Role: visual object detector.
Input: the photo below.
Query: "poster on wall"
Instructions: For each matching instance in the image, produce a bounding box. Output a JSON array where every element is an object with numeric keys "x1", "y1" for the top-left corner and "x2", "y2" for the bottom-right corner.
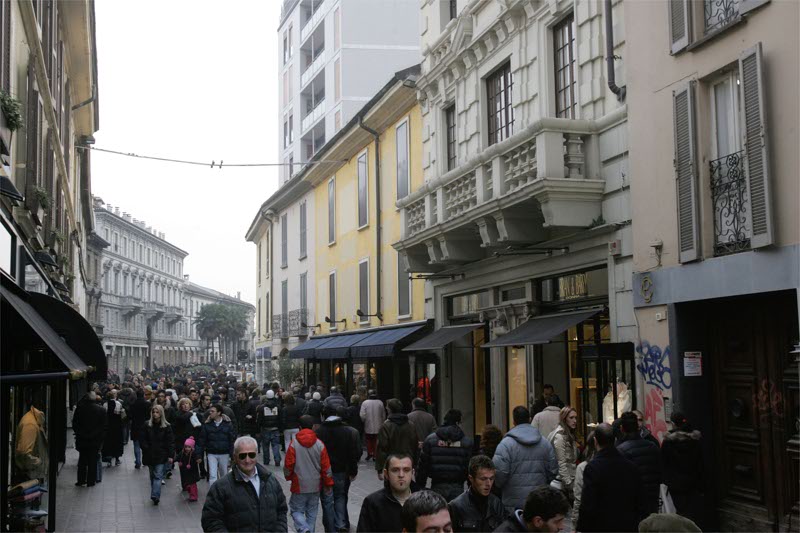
[{"x1": 683, "y1": 351, "x2": 702, "y2": 377}]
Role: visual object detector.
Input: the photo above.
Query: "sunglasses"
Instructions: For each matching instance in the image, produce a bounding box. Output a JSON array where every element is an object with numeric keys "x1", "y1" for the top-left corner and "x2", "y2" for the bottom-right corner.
[{"x1": 237, "y1": 452, "x2": 257, "y2": 460}]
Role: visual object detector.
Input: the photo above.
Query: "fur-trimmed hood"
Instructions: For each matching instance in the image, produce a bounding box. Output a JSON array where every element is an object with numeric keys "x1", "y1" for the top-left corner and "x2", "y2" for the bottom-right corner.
[
  {"x1": 204, "y1": 413, "x2": 232, "y2": 424},
  {"x1": 663, "y1": 429, "x2": 701, "y2": 442}
]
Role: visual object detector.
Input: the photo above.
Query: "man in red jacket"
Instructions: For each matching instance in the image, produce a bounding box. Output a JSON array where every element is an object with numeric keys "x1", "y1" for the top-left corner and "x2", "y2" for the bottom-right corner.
[{"x1": 285, "y1": 415, "x2": 333, "y2": 533}]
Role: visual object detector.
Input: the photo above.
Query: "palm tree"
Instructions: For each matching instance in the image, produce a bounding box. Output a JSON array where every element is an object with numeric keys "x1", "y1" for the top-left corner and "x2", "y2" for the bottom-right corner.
[
  {"x1": 195, "y1": 304, "x2": 249, "y2": 364},
  {"x1": 194, "y1": 304, "x2": 225, "y2": 363}
]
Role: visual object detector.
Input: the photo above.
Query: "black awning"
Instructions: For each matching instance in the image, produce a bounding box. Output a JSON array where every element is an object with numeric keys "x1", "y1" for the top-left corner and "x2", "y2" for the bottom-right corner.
[
  {"x1": 314, "y1": 331, "x2": 376, "y2": 360},
  {"x1": 1, "y1": 280, "x2": 90, "y2": 377},
  {"x1": 350, "y1": 324, "x2": 427, "y2": 359},
  {"x1": 403, "y1": 324, "x2": 484, "y2": 351},
  {"x1": 289, "y1": 336, "x2": 333, "y2": 359},
  {"x1": 27, "y1": 292, "x2": 108, "y2": 381},
  {"x1": 482, "y1": 309, "x2": 601, "y2": 348}
]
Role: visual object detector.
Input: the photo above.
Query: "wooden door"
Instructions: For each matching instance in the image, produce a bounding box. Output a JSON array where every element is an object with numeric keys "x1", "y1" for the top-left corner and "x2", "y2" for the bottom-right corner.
[{"x1": 710, "y1": 291, "x2": 798, "y2": 531}]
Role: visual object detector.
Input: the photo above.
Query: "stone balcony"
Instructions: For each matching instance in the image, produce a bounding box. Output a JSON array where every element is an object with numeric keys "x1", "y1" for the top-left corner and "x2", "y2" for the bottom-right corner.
[
  {"x1": 119, "y1": 295, "x2": 142, "y2": 316},
  {"x1": 394, "y1": 111, "x2": 625, "y2": 272},
  {"x1": 142, "y1": 300, "x2": 165, "y2": 319},
  {"x1": 165, "y1": 305, "x2": 184, "y2": 323}
]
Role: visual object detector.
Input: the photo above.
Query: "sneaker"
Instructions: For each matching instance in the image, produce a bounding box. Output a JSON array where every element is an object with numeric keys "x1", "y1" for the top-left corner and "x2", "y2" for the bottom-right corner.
[
  {"x1": 152, "y1": 498, "x2": 159, "y2": 505},
  {"x1": 134, "y1": 464, "x2": 141, "y2": 469},
  {"x1": 161, "y1": 480, "x2": 166, "y2": 485},
  {"x1": 75, "y1": 482, "x2": 86, "y2": 487},
  {"x1": 115, "y1": 459, "x2": 121, "y2": 466}
]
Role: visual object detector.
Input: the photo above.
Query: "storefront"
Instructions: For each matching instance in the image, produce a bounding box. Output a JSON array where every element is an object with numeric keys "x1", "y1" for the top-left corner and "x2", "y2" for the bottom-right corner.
[{"x1": 290, "y1": 321, "x2": 431, "y2": 405}]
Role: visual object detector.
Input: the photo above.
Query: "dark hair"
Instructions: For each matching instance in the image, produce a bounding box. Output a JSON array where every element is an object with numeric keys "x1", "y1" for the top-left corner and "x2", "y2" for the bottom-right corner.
[
  {"x1": 543, "y1": 384, "x2": 554, "y2": 391},
  {"x1": 383, "y1": 453, "x2": 414, "y2": 471},
  {"x1": 468, "y1": 455, "x2": 495, "y2": 479},
  {"x1": 512, "y1": 405, "x2": 531, "y2": 426},
  {"x1": 401, "y1": 490, "x2": 449, "y2": 532},
  {"x1": 581, "y1": 431, "x2": 597, "y2": 462},
  {"x1": 386, "y1": 398, "x2": 403, "y2": 414},
  {"x1": 200, "y1": 393, "x2": 211, "y2": 402},
  {"x1": 299, "y1": 415, "x2": 314, "y2": 429},
  {"x1": 412, "y1": 397, "x2": 426, "y2": 410},
  {"x1": 620, "y1": 411, "x2": 639, "y2": 434},
  {"x1": 670, "y1": 411, "x2": 691, "y2": 431},
  {"x1": 546, "y1": 394, "x2": 561, "y2": 407},
  {"x1": 443, "y1": 409, "x2": 462, "y2": 426},
  {"x1": 210, "y1": 403, "x2": 224, "y2": 414},
  {"x1": 479, "y1": 425, "x2": 504, "y2": 457},
  {"x1": 522, "y1": 487, "x2": 570, "y2": 523},
  {"x1": 323, "y1": 405, "x2": 338, "y2": 418},
  {"x1": 335, "y1": 406, "x2": 348, "y2": 419},
  {"x1": 593, "y1": 423, "x2": 615, "y2": 448},
  {"x1": 136, "y1": 389, "x2": 144, "y2": 399}
]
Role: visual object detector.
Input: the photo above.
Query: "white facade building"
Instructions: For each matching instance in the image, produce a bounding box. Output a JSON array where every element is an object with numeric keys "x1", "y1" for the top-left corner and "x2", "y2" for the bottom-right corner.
[{"x1": 278, "y1": 0, "x2": 420, "y2": 185}]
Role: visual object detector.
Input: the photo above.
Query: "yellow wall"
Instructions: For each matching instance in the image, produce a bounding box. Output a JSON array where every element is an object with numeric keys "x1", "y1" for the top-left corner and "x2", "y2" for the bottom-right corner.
[{"x1": 315, "y1": 103, "x2": 425, "y2": 333}]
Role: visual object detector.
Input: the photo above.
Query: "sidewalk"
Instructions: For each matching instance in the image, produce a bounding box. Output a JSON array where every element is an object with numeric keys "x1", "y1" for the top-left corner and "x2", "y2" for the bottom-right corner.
[{"x1": 56, "y1": 441, "x2": 383, "y2": 532}]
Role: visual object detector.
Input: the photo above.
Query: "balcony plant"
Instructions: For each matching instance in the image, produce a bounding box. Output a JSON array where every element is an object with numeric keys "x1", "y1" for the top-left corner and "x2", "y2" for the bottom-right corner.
[
  {"x1": 31, "y1": 186, "x2": 49, "y2": 225},
  {"x1": 0, "y1": 90, "x2": 23, "y2": 158}
]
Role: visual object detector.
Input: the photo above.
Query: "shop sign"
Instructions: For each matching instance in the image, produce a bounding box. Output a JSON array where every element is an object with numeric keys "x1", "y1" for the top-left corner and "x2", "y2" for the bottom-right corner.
[
  {"x1": 683, "y1": 351, "x2": 702, "y2": 377},
  {"x1": 558, "y1": 273, "x2": 588, "y2": 300}
]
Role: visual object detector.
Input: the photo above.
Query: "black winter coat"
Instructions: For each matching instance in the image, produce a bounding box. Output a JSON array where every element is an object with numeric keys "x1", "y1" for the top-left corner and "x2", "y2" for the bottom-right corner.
[
  {"x1": 315, "y1": 417, "x2": 361, "y2": 476},
  {"x1": 417, "y1": 424, "x2": 474, "y2": 487},
  {"x1": 196, "y1": 415, "x2": 237, "y2": 456},
  {"x1": 231, "y1": 400, "x2": 254, "y2": 435},
  {"x1": 281, "y1": 404, "x2": 302, "y2": 430},
  {"x1": 304, "y1": 400, "x2": 323, "y2": 424},
  {"x1": 448, "y1": 489, "x2": 506, "y2": 532},
  {"x1": 102, "y1": 400, "x2": 124, "y2": 459},
  {"x1": 576, "y1": 446, "x2": 644, "y2": 532},
  {"x1": 178, "y1": 449, "x2": 201, "y2": 487},
  {"x1": 661, "y1": 429, "x2": 703, "y2": 492},
  {"x1": 357, "y1": 487, "x2": 414, "y2": 533},
  {"x1": 376, "y1": 414, "x2": 419, "y2": 472},
  {"x1": 173, "y1": 409, "x2": 198, "y2": 450},
  {"x1": 72, "y1": 397, "x2": 107, "y2": 451},
  {"x1": 345, "y1": 404, "x2": 362, "y2": 433},
  {"x1": 201, "y1": 463, "x2": 288, "y2": 532},
  {"x1": 256, "y1": 398, "x2": 281, "y2": 430},
  {"x1": 493, "y1": 510, "x2": 528, "y2": 533},
  {"x1": 617, "y1": 434, "x2": 662, "y2": 516},
  {"x1": 141, "y1": 424, "x2": 175, "y2": 466},
  {"x1": 322, "y1": 392, "x2": 347, "y2": 413},
  {"x1": 129, "y1": 398, "x2": 151, "y2": 441}
]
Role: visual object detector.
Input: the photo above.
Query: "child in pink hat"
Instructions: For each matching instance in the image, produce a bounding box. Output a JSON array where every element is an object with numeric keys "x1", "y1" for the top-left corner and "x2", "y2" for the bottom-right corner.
[{"x1": 178, "y1": 437, "x2": 200, "y2": 501}]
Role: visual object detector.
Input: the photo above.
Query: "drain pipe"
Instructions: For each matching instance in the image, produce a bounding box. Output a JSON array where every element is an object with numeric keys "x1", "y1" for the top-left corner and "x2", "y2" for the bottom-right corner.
[
  {"x1": 358, "y1": 116, "x2": 382, "y2": 322},
  {"x1": 605, "y1": 0, "x2": 626, "y2": 102}
]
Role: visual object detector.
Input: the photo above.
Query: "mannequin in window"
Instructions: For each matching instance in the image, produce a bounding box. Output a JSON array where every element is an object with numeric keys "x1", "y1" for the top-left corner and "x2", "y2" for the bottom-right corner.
[
  {"x1": 15, "y1": 404, "x2": 49, "y2": 481},
  {"x1": 602, "y1": 381, "x2": 631, "y2": 424}
]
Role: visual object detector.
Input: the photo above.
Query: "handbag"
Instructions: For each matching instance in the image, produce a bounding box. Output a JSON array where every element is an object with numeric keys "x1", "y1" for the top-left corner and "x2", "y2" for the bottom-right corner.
[
  {"x1": 659, "y1": 484, "x2": 676, "y2": 514},
  {"x1": 190, "y1": 413, "x2": 201, "y2": 428},
  {"x1": 549, "y1": 479, "x2": 563, "y2": 491}
]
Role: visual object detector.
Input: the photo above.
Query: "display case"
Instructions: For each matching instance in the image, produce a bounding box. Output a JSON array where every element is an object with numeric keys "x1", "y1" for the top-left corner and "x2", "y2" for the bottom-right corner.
[{"x1": 577, "y1": 342, "x2": 636, "y2": 438}]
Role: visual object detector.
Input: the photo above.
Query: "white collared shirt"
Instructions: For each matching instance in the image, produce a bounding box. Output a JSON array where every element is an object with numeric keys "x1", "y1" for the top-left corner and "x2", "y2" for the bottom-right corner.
[{"x1": 238, "y1": 466, "x2": 260, "y2": 497}]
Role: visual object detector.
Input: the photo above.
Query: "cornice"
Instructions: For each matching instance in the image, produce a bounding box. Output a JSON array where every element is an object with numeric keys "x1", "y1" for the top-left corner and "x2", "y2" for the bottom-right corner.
[{"x1": 95, "y1": 208, "x2": 188, "y2": 257}]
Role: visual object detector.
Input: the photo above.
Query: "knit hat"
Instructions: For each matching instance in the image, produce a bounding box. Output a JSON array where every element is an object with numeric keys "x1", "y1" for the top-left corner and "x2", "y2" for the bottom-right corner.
[
  {"x1": 184, "y1": 437, "x2": 195, "y2": 449},
  {"x1": 313, "y1": 392, "x2": 321, "y2": 400},
  {"x1": 266, "y1": 390, "x2": 275, "y2": 399}
]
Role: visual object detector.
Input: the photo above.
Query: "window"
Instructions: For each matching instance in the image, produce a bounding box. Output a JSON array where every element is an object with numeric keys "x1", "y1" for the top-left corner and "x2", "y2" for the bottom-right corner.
[
  {"x1": 445, "y1": 105, "x2": 457, "y2": 170},
  {"x1": 283, "y1": 115, "x2": 292, "y2": 148},
  {"x1": 139, "y1": 244, "x2": 143, "y2": 261},
  {"x1": 334, "y1": 8, "x2": 341, "y2": 50},
  {"x1": 258, "y1": 241, "x2": 262, "y2": 283},
  {"x1": 486, "y1": 62, "x2": 514, "y2": 145},
  {"x1": 450, "y1": 0, "x2": 458, "y2": 20},
  {"x1": 328, "y1": 271, "x2": 337, "y2": 327},
  {"x1": 122, "y1": 237, "x2": 128, "y2": 257},
  {"x1": 257, "y1": 298, "x2": 261, "y2": 338},
  {"x1": 554, "y1": 13, "x2": 576, "y2": 118},
  {"x1": 358, "y1": 152, "x2": 369, "y2": 228},
  {"x1": 711, "y1": 71, "x2": 741, "y2": 160},
  {"x1": 283, "y1": 70, "x2": 289, "y2": 107},
  {"x1": 288, "y1": 155, "x2": 294, "y2": 179},
  {"x1": 299, "y1": 201, "x2": 307, "y2": 259},
  {"x1": 283, "y1": 25, "x2": 293, "y2": 64},
  {"x1": 335, "y1": 110, "x2": 341, "y2": 131},
  {"x1": 396, "y1": 120, "x2": 409, "y2": 200},
  {"x1": 334, "y1": 59, "x2": 341, "y2": 102},
  {"x1": 328, "y1": 177, "x2": 336, "y2": 244},
  {"x1": 281, "y1": 213, "x2": 288, "y2": 267},
  {"x1": 358, "y1": 259, "x2": 369, "y2": 322},
  {"x1": 265, "y1": 234, "x2": 270, "y2": 279},
  {"x1": 397, "y1": 253, "x2": 410, "y2": 316},
  {"x1": 300, "y1": 272, "x2": 307, "y2": 310},
  {"x1": 113, "y1": 233, "x2": 118, "y2": 252},
  {"x1": 281, "y1": 280, "x2": 288, "y2": 314}
]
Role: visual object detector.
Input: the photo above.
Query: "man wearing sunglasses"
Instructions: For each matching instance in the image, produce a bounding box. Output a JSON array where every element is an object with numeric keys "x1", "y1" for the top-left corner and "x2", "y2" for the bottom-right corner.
[{"x1": 202, "y1": 436, "x2": 288, "y2": 532}]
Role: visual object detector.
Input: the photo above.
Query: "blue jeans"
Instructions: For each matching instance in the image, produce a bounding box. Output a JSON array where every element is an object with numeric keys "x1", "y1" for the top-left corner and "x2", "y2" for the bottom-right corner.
[
  {"x1": 290, "y1": 492, "x2": 320, "y2": 533},
  {"x1": 133, "y1": 439, "x2": 142, "y2": 466},
  {"x1": 96, "y1": 453, "x2": 103, "y2": 482},
  {"x1": 148, "y1": 463, "x2": 166, "y2": 500},
  {"x1": 207, "y1": 453, "x2": 230, "y2": 485},
  {"x1": 261, "y1": 429, "x2": 282, "y2": 465},
  {"x1": 320, "y1": 487, "x2": 335, "y2": 532},
  {"x1": 332, "y1": 472, "x2": 350, "y2": 531}
]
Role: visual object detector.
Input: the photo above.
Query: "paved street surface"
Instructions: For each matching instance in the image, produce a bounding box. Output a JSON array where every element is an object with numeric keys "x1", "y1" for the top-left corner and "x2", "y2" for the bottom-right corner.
[{"x1": 56, "y1": 441, "x2": 383, "y2": 532}]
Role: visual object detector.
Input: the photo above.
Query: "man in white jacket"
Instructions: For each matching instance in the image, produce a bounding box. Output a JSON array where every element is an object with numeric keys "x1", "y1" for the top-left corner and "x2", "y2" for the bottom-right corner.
[
  {"x1": 531, "y1": 396, "x2": 561, "y2": 440},
  {"x1": 359, "y1": 390, "x2": 385, "y2": 461}
]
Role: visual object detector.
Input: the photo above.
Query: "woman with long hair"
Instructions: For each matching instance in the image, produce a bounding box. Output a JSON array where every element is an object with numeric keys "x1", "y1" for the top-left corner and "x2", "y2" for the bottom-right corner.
[
  {"x1": 571, "y1": 430, "x2": 597, "y2": 528},
  {"x1": 140, "y1": 404, "x2": 174, "y2": 505},
  {"x1": 102, "y1": 390, "x2": 125, "y2": 466},
  {"x1": 549, "y1": 406, "x2": 579, "y2": 500}
]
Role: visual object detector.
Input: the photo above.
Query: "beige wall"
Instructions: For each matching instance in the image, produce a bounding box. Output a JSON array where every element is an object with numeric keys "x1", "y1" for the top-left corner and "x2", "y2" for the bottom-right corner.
[{"x1": 627, "y1": 1, "x2": 799, "y2": 271}]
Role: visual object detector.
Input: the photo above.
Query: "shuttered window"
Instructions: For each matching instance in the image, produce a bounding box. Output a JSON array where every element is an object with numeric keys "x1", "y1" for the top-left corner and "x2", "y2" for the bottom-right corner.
[
  {"x1": 673, "y1": 82, "x2": 700, "y2": 263},
  {"x1": 281, "y1": 213, "x2": 288, "y2": 267},
  {"x1": 396, "y1": 121, "x2": 409, "y2": 199},
  {"x1": 668, "y1": 0, "x2": 690, "y2": 54},
  {"x1": 300, "y1": 272, "x2": 307, "y2": 310},
  {"x1": 328, "y1": 177, "x2": 336, "y2": 244},
  {"x1": 257, "y1": 242, "x2": 262, "y2": 283},
  {"x1": 398, "y1": 253, "x2": 410, "y2": 317},
  {"x1": 282, "y1": 280, "x2": 288, "y2": 315},
  {"x1": 299, "y1": 201, "x2": 307, "y2": 258},
  {"x1": 358, "y1": 153, "x2": 368, "y2": 228},
  {"x1": 738, "y1": 43, "x2": 772, "y2": 248},
  {"x1": 329, "y1": 272, "x2": 337, "y2": 327},
  {"x1": 358, "y1": 260, "x2": 369, "y2": 322}
]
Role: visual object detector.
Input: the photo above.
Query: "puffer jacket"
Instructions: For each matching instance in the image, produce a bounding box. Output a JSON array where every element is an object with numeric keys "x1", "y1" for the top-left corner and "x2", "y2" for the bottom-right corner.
[
  {"x1": 256, "y1": 398, "x2": 281, "y2": 431},
  {"x1": 196, "y1": 414, "x2": 237, "y2": 457},
  {"x1": 304, "y1": 400, "x2": 323, "y2": 425},
  {"x1": 549, "y1": 425, "x2": 578, "y2": 489},
  {"x1": 448, "y1": 489, "x2": 506, "y2": 533},
  {"x1": 201, "y1": 463, "x2": 288, "y2": 532},
  {"x1": 417, "y1": 424, "x2": 473, "y2": 487},
  {"x1": 617, "y1": 433, "x2": 662, "y2": 516},
  {"x1": 492, "y1": 424, "x2": 557, "y2": 513},
  {"x1": 376, "y1": 413, "x2": 419, "y2": 472},
  {"x1": 531, "y1": 406, "x2": 561, "y2": 441},
  {"x1": 281, "y1": 404, "x2": 302, "y2": 430},
  {"x1": 322, "y1": 391, "x2": 347, "y2": 413},
  {"x1": 140, "y1": 423, "x2": 175, "y2": 466}
]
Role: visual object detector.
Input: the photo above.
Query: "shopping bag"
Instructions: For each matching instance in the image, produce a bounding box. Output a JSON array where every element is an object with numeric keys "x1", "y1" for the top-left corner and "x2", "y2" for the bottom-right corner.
[
  {"x1": 190, "y1": 413, "x2": 201, "y2": 428},
  {"x1": 659, "y1": 484, "x2": 676, "y2": 514}
]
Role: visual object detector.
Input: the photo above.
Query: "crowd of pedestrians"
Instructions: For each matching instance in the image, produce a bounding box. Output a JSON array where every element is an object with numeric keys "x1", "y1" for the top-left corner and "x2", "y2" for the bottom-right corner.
[{"x1": 71, "y1": 370, "x2": 704, "y2": 532}]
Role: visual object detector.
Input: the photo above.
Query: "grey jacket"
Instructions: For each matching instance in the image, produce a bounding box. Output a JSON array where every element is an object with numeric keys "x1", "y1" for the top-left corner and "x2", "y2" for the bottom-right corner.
[
  {"x1": 572, "y1": 460, "x2": 588, "y2": 525},
  {"x1": 492, "y1": 424, "x2": 557, "y2": 513},
  {"x1": 407, "y1": 408, "x2": 437, "y2": 443},
  {"x1": 359, "y1": 398, "x2": 386, "y2": 435}
]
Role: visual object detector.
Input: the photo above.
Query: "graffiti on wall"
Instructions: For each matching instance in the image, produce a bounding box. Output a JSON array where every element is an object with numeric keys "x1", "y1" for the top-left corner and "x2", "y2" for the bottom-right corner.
[
  {"x1": 644, "y1": 387, "x2": 669, "y2": 441},
  {"x1": 636, "y1": 341, "x2": 672, "y2": 390}
]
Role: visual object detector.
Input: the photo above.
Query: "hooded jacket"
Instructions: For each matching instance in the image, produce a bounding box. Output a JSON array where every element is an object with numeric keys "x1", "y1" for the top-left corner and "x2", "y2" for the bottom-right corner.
[
  {"x1": 315, "y1": 416, "x2": 361, "y2": 476},
  {"x1": 661, "y1": 429, "x2": 703, "y2": 492},
  {"x1": 196, "y1": 414, "x2": 237, "y2": 456},
  {"x1": 490, "y1": 509, "x2": 527, "y2": 533},
  {"x1": 284, "y1": 428, "x2": 334, "y2": 494},
  {"x1": 256, "y1": 397, "x2": 281, "y2": 431},
  {"x1": 417, "y1": 424, "x2": 473, "y2": 487},
  {"x1": 531, "y1": 406, "x2": 561, "y2": 440},
  {"x1": 617, "y1": 433, "x2": 663, "y2": 516},
  {"x1": 492, "y1": 424, "x2": 557, "y2": 513},
  {"x1": 322, "y1": 391, "x2": 347, "y2": 413},
  {"x1": 376, "y1": 413, "x2": 419, "y2": 472}
]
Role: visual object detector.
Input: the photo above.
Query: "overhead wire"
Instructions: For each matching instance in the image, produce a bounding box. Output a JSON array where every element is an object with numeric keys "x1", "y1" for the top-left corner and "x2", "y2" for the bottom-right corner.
[{"x1": 75, "y1": 145, "x2": 346, "y2": 169}]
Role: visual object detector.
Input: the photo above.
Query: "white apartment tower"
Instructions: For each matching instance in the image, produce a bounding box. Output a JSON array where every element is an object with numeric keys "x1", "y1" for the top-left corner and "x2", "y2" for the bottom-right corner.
[{"x1": 278, "y1": 0, "x2": 420, "y2": 185}]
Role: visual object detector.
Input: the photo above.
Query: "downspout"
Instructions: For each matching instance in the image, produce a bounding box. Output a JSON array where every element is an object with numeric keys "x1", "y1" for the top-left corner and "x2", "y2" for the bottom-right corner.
[
  {"x1": 358, "y1": 117, "x2": 382, "y2": 322},
  {"x1": 260, "y1": 209, "x2": 275, "y2": 349},
  {"x1": 605, "y1": 0, "x2": 626, "y2": 102}
]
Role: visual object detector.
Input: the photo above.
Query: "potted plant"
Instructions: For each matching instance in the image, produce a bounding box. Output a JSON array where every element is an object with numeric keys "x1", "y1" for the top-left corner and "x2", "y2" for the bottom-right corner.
[
  {"x1": 0, "y1": 90, "x2": 23, "y2": 157},
  {"x1": 31, "y1": 186, "x2": 49, "y2": 224}
]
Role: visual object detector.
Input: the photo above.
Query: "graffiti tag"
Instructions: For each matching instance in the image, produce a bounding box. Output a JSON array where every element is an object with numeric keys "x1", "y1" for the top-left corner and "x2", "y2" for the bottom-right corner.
[
  {"x1": 644, "y1": 387, "x2": 669, "y2": 442},
  {"x1": 753, "y1": 378, "x2": 783, "y2": 425},
  {"x1": 636, "y1": 341, "x2": 672, "y2": 390}
]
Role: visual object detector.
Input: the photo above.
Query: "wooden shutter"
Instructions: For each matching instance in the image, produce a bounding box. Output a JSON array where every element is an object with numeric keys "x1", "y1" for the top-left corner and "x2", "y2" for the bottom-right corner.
[
  {"x1": 668, "y1": 0, "x2": 690, "y2": 54},
  {"x1": 740, "y1": 0, "x2": 770, "y2": 15},
  {"x1": 673, "y1": 82, "x2": 699, "y2": 263},
  {"x1": 1, "y1": 0, "x2": 11, "y2": 93},
  {"x1": 25, "y1": 63, "x2": 39, "y2": 209},
  {"x1": 738, "y1": 42, "x2": 773, "y2": 249}
]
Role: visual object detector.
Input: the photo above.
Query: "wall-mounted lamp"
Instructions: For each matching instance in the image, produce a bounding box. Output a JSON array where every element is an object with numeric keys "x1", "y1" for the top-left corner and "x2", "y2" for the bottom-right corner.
[
  {"x1": 302, "y1": 322, "x2": 322, "y2": 330},
  {"x1": 324, "y1": 316, "x2": 346, "y2": 326},
  {"x1": 356, "y1": 309, "x2": 383, "y2": 321}
]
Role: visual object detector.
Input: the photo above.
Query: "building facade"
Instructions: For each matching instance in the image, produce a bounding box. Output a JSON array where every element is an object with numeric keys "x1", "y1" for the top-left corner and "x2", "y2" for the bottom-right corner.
[
  {"x1": 627, "y1": 1, "x2": 799, "y2": 530},
  {"x1": 277, "y1": 0, "x2": 420, "y2": 185},
  {"x1": 394, "y1": 0, "x2": 633, "y2": 437},
  {"x1": 95, "y1": 198, "x2": 254, "y2": 374}
]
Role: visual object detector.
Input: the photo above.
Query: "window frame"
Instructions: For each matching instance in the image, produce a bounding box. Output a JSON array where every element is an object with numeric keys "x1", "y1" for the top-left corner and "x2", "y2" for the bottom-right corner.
[
  {"x1": 357, "y1": 150, "x2": 369, "y2": 229},
  {"x1": 445, "y1": 104, "x2": 457, "y2": 171},
  {"x1": 280, "y1": 213, "x2": 288, "y2": 268},
  {"x1": 553, "y1": 12, "x2": 577, "y2": 119},
  {"x1": 300, "y1": 272, "x2": 307, "y2": 310},
  {"x1": 397, "y1": 253, "x2": 411, "y2": 318},
  {"x1": 395, "y1": 118, "x2": 410, "y2": 201},
  {"x1": 328, "y1": 270, "x2": 337, "y2": 331},
  {"x1": 358, "y1": 258, "x2": 370, "y2": 324},
  {"x1": 299, "y1": 200, "x2": 308, "y2": 260},
  {"x1": 328, "y1": 176, "x2": 336, "y2": 245},
  {"x1": 486, "y1": 61, "x2": 515, "y2": 146}
]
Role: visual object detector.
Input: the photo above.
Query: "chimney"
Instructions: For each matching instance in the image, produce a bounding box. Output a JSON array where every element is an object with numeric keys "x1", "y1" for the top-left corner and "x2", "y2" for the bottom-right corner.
[
  {"x1": 107, "y1": 204, "x2": 113, "y2": 212},
  {"x1": 184, "y1": 274, "x2": 190, "y2": 281},
  {"x1": 93, "y1": 197, "x2": 104, "y2": 208},
  {"x1": 114, "y1": 207, "x2": 120, "y2": 216},
  {"x1": 237, "y1": 291, "x2": 241, "y2": 300}
]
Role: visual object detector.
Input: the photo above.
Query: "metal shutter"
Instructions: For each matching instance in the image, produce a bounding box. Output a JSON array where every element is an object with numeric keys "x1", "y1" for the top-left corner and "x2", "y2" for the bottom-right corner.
[
  {"x1": 673, "y1": 82, "x2": 700, "y2": 263},
  {"x1": 738, "y1": 42, "x2": 773, "y2": 249},
  {"x1": 668, "y1": 0, "x2": 690, "y2": 54}
]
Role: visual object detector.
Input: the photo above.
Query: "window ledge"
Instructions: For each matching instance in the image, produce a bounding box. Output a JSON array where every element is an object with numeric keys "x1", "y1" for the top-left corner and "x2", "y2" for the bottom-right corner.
[
  {"x1": 280, "y1": 264, "x2": 288, "y2": 270},
  {"x1": 397, "y1": 313, "x2": 413, "y2": 321},
  {"x1": 678, "y1": 16, "x2": 746, "y2": 55},
  {"x1": 358, "y1": 224, "x2": 370, "y2": 232},
  {"x1": 298, "y1": 254, "x2": 307, "y2": 261}
]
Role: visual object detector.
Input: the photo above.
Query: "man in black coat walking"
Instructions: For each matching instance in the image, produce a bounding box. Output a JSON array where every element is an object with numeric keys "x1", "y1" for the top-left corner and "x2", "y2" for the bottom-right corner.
[
  {"x1": 617, "y1": 412, "x2": 662, "y2": 517},
  {"x1": 417, "y1": 408, "x2": 473, "y2": 500},
  {"x1": 72, "y1": 392, "x2": 107, "y2": 486},
  {"x1": 129, "y1": 389, "x2": 151, "y2": 469},
  {"x1": 316, "y1": 406, "x2": 362, "y2": 532},
  {"x1": 577, "y1": 423, "x2": 644, "y2": 532}
]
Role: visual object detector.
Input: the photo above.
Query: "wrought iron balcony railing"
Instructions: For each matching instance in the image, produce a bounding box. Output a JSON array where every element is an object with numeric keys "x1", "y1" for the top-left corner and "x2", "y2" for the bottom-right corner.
[
  {"x1": 704, "y1": 0, "x2": 739, "y2": 33},
  {"x1": 272, "y1": 313, "x2": 289, "y2": 339},
  {"x1": 710, "y1": 150, "x2": 750, "y2": 256},
  {"x1": 288, "y1": 308, "x2": 309, "y2": 337}
]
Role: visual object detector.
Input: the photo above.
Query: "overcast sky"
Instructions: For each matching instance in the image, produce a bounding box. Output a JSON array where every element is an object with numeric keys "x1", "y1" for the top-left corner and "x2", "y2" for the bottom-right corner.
[{"x1": 92, "y1": 0, "x2": 282, "y2": 306}]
